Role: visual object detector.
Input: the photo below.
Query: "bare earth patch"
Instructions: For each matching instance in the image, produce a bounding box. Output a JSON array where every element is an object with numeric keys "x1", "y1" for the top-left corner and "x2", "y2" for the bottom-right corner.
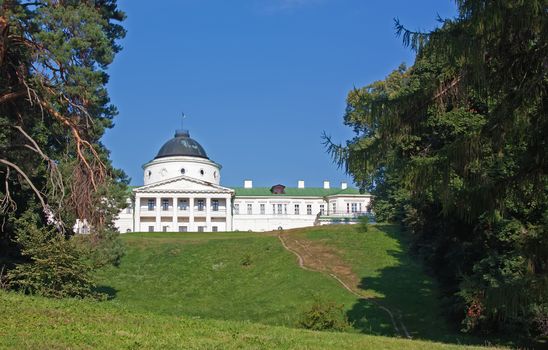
[{"x1": 280, "y1": 235, "x2": 361, "y2": 295}]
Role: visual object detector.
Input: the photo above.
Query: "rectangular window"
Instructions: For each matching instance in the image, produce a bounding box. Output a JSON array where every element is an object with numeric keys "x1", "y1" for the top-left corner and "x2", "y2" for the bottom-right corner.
[
  {"x1": 332, "y1": 203, "x2": 336, "y2": 214},
  {"x1": 307, "y1": 204, "x2": 312, "y2": 215},
  {"x1": 125, "y1": 205, "x2": 132, "y2": 214},
  {"x1": 212, "y1": 199, "x2": 219, "y2": 211},
  {"x1": 234, "y1": 203, "x2": 240, "y2": 215},
  {"x1": 247, "y1": 204, "x2": 252, "y2": 215},
  {"x1": 319, "y1": 204, "x2": 325, "y2": 215},
  {"x1": 148, "y1": 199, "x2": 155, "y2": 211},
  {"x1": 148, "y1": 225, "x2": 154, "y2": 232},
  {"x1": 359, "y1": 203, "x2": 362, "y2": 212},
  {"x1": 212, "y1": 226, "x2": 218, "y2": 232},
  {"x1": 162, "y1": 225, "x2": 169, "y2": 232},
  {"x1": 178, "y1": 199, "x2": 188, "y2": 210},
  {"x1": 351, "y1": 203, "x2": 357, "y2": 213},
  {"x1": 284, "y1": 204, "x2": 287, "y2": 214},
  {"x1": 260, "y1": 204, "x2": 265, "y2": 215},
  {"x1": 346, "y1": 203, "x2": 350, "y2": 213},
  {"x1": 277, "y1": 204, "x2": 283, "y2": 215},
  {"x1": 272, "y1": 204, "x2": 276, "y2": 214},
  {"x1": 162, "y1": 199, "x2": 169, "y2": 211},
  {"x1": 294, "y1": 204, "x2": 300, "y2": 215},
  {"x1": 198, "y1": 226, "x2": 205, "y2": 232},
  {"x1": 179, "y1": 226, "x2": 187, "y2": 232},
  {"x1": 197, "y1": 199, "x2": 205, "y2": 211}
]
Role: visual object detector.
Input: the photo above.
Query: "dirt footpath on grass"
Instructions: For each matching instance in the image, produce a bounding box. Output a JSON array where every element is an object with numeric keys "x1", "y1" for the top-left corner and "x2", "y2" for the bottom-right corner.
[{"x1": 278, "y1": 234, "x2": 361, "y2": 294}]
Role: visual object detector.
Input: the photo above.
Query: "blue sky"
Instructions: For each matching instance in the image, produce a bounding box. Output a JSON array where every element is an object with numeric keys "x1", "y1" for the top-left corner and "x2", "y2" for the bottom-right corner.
[{"x1": 102, "y1": 0, "x2": 457, "y2": 188}]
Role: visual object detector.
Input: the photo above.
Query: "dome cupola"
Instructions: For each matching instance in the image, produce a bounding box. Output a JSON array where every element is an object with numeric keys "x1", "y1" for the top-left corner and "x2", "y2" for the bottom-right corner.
[
  {"x1": 143, "y1": 128, "x2": 221, "y2": 185},
  {"x1": 155, "y1": 130, "x2": 208, "y2": 159}
]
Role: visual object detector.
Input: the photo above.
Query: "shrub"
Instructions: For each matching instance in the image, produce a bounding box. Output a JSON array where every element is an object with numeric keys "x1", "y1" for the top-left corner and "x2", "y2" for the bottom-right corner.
[
  {"x1": 6, "y1": 211, "x2": 107, "y2": 299},
  {"x1": 240, "y1": 253, "x2": 253, "y2": 267},
  {"x1": 358, "y1": 216, "x2": 369, "y2": 232},
  {"x1": 73, "y1": 229, "x2": 125, "y2": 269},
  {"x1": 297, "y1": 297, "x2": 352, "y2": 332}
]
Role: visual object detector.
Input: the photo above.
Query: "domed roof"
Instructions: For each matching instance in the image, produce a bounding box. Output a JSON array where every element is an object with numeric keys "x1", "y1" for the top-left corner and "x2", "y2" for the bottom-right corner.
[{"x1": 155, "y1": 130, "x2": 209, "y2": 159}]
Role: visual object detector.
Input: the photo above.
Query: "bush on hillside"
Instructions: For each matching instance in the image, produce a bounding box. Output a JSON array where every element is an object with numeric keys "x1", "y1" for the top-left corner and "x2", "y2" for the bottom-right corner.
[
  {"x1": 358, "y1": 216, "x2": 369, "y2": 232},
  {"x1": 73, "y1": 229, "x2": 125, "y2": 269},
  {"x1": 5, "y1": 211, "x2": 108, "y2": 299},
  {"x1": 297, "y1": 297, "x2": 352, "y2": 332}
]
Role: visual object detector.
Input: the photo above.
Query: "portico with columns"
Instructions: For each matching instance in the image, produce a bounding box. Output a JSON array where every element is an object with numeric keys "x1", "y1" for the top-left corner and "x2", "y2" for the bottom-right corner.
[
  {"x1": 134, "y1": 184, "x2": 233, "y2": 233},
  {"x1": 125, "y1": 128, "x2": 234, "y2": 233}
]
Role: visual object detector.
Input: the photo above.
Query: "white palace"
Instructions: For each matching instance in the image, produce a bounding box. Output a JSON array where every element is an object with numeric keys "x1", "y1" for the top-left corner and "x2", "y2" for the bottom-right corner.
[{"x1": 113, "y1": 129, "x2": 372, "y2": 233}]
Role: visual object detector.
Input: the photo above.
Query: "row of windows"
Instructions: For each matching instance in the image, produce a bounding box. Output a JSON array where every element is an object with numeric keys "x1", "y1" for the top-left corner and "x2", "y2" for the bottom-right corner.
[
  {"x1": 233, "y1": 203, "x2": 323, "y2": 215},
  {"x1": 145, "y1": 199, "x2": 222, "y2": 211},
  {"x1": 147, "y1": 168, "x2": 218, "y2": 179},
  {"x1": 148, "y1": 225, "x2": 218, "y2": 232},
  {"x1": 232, "y1": 203, "x2": 370, "y2": 215}
]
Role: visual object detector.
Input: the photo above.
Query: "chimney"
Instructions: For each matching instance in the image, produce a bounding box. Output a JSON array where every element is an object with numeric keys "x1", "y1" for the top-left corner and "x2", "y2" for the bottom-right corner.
[
  {"x1": 341, "y1": 182, "x2": 348, "y2": 190},
  {"x1": 323, "y1": 180, "x2": 330, "y2": 189},
  {"x1": 244, "y1": 180, "x2": 253, "y2": 189},
  {"x1": 298, "y1": 180, "x2": 305, "y2": 189}
]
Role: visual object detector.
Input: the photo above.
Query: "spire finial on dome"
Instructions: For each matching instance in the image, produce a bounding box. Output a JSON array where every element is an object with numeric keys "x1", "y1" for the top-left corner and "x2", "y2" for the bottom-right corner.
[
  {"x1": 181, "y1": 112, "x2": 186, "y2": 129},
  {"x1": 175, "y1": 112, "x2": 189, "y2": 137}
]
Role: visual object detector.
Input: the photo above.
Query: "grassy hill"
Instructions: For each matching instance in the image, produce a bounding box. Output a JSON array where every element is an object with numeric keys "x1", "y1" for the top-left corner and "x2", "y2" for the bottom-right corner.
[
  {"x1": 0, "y1": 291, "x2": 502, "y2": 349},
  {"x1": 1, "y1": 224, "x2": 509, "y2": 348},
  {"x1": 95, "y1": 230, "x2": 364, "y2": 328}
]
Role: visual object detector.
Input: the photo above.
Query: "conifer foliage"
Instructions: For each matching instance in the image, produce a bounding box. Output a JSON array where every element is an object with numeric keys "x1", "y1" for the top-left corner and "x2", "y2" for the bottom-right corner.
[
  {"x1": 326, "y1": 0, "x2": 547, "y2": 339},
  {"x1": 0, "y1": 1, "x2": 127, "y2": 297}
]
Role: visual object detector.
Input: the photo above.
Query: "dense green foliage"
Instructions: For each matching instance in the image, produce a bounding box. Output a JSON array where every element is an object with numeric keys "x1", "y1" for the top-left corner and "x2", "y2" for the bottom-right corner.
[
  {"x1": 297, "y1": 297, "x2": 352, "y2": 332},
  {"x1": 326, "y1": 0, "x2": 547, "y2": 340},
  {"x1": 0, "y1": 1, "x2": 127, "y2": 297},
  {"x1": 6, "y1": 210, "x2": 99, "y2": 298},
  {"x1": 0, "y1": 291, "x2": 501, "y2": 350}
]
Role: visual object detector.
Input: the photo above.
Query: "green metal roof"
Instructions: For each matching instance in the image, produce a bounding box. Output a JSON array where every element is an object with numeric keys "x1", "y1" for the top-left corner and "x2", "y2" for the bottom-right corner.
[{"x1": 230, "y1": 187, "x2": 368, "y2": 197}]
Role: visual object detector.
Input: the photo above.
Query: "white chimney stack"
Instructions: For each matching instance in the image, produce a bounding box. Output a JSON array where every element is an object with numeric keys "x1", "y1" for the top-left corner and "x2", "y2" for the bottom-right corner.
[
  {"x1": 323, "y1": 180, "x2": 330, "y2": 189},
  {"x1": 298, "y1": 180, "x2": 305, "y2": 189},
  {"x1": 244, "y1": 180, "x2": 253, "y2": 189},
  {"x1": 341, "y1": 182, "x2": 348, "y2": 190}
]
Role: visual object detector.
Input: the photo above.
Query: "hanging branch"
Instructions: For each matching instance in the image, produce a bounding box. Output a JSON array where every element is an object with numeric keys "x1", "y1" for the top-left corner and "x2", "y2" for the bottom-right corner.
[
  {"x1": 394, "y1": 18, "x2": 432, "y2": 52},
  {"x1": 0, "y1": 158, "x2": 63, "y2": 231}
]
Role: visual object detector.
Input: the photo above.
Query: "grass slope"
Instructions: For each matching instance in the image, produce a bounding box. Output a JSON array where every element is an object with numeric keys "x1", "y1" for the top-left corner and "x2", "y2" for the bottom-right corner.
[
  {"x1": 0, "y1": 291, "x2": 503, "y2": 350},
  {"x1": 95, "y1": 231, "x2": 376, "y2": 329}
]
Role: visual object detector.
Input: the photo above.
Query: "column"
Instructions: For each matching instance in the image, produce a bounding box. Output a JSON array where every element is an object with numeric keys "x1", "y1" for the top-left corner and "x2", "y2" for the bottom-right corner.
[
  {"x1": 134, "y1": 194, "x2": 141, "y2": 232},
  {"x1": 226, "y1": 194, "x2": 233, "y2": 232},
  {"x1": 206, "y1": 197, "x2": 211, "y2": 232},
  {"x1": 155, "y1": 196, "x2": 161, "y2": 231},
  {"x1": 188, "y1": 196, "x2": 194, "y2": 232},
  {"x1": 172, "y1": 196, "x2": 178, "y2": 232}
]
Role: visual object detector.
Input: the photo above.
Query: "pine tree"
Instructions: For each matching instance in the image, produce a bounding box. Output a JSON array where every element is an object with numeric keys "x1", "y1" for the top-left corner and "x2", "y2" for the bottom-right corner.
[{"x1": 0, "y1": 0, "x2": 127, "y2": 297}]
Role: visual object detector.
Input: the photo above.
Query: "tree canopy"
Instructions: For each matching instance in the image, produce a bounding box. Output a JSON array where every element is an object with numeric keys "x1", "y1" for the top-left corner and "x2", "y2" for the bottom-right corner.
[
  {"x1": 326, "y1": 0, "x2": 547, "y2": 340},
  {"x1": 0, "y1": 0, "x2": 127, "y2": 297}
]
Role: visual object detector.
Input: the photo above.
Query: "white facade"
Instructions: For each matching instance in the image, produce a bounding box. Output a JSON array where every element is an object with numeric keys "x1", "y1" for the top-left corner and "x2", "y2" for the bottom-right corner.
[
  {"x1": 231, "y1": 183, "x2": 372, "y2": 232},
  {"x1": 112, "y1": 130, "x2": 372, "y2": 233}
]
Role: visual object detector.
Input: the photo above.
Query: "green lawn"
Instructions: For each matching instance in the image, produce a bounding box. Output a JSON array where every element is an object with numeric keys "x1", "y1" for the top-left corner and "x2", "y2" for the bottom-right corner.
[{"x1": 0, "y1": 291, "x2": 503, "y2": 350}]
